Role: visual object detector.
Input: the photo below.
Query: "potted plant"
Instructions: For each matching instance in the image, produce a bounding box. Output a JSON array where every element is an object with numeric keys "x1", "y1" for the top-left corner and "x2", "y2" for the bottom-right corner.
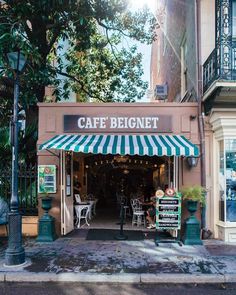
[
  {"x1": 180, "y1": 185, "x2": 206, "y2": 214},
  {"x1": 180, "y1": 185, "x2": 206, "y2": 245}
]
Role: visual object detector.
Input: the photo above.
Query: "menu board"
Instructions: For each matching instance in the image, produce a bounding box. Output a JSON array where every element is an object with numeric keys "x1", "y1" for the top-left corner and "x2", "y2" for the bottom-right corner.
[
  {"x1": 156, "y1": 193, "x2": 182, "y2": 230},
  {"x1": 38, "y1": 165, "x2": 56, "y2": 193}
]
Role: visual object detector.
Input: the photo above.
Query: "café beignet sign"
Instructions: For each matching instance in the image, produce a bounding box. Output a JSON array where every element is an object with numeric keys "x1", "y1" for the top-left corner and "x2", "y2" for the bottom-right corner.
[{"x1": 64, "y1": 115, "x2": 172, "y2": 133}]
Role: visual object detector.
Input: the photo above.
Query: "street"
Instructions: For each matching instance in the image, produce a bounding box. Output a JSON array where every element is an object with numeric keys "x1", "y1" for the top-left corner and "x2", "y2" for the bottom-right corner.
[{"x1": 0, "y1": 283, "x2": 235, "y2": 295}]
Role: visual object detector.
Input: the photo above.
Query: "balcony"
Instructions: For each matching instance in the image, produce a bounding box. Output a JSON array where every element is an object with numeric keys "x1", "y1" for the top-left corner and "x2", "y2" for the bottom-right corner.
[{"x1": 203, "y1": 42, "x2": 236, "y2": 94}]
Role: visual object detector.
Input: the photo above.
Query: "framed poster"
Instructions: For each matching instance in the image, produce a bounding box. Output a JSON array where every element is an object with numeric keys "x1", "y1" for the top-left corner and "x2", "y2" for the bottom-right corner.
[
  {"x1": 38, "y1": 165, "x2": 56, "y2": 193},
  {"x1": 66, "y1": 174, "x2": 71, "y2": 186},
  {"x1": 66, "y1": 186, "x2": 71, "y2": 196}
]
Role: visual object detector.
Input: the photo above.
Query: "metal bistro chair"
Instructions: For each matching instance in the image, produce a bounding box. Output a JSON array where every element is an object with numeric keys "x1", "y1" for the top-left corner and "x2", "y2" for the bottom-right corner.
[
  {"x1": 74, "y1": 194, "x2": 82, "y2": 203},
  {"x1": 130, "y1": 199, "x2": 146, "y2": 227},
  {"x1": 74, "y1": 193, "x2": 93, "y2": 220},
  {"x1": 86, "y1": 201, "x2": 93, "y2": 220},
  {"x1": 74, "y1": 204, "x2": 90, "y2": 228},
  {"x1": 119, "y1": 195, "x2": 131, "y2": 219},
  {"x1": 88, "y1": 194, "x2": 98, "y2": 216},
  {"x1": 0, "y1": 198, "x2": 9, "y2": 236}
]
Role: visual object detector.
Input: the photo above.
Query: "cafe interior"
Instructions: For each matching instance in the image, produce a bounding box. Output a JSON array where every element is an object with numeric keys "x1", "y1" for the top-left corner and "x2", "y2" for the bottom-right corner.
[{"x1": 72, "y1": 152, "x2": 174, "y2": 228}]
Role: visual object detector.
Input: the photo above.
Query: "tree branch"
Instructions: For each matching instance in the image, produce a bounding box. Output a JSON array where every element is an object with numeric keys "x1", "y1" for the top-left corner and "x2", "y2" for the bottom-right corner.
[
  {"x1": 56, "y1": 69, "x2": 106, "y2": 102},
  {"x1": 96, "y1": 19, "x2": 131, "y2": 38},
  {"x1": 105, "y1": 28, "x2": 121, "y2": 65},
  {"x1": 47, "y1": 26, "x2": 62, "y2": 55}
]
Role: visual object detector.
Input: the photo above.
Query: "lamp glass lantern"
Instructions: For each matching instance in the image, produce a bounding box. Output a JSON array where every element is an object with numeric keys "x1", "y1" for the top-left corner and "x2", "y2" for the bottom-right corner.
[
  {"x1": 186, "y1": 156, "x2": 199, "y2": 168},
  {"x1": 7, "y1": 51, "x2": 27, "y2": 72}
]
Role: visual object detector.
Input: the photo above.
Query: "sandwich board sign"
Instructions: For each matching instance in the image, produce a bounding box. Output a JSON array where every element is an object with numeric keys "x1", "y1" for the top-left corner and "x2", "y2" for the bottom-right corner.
[{"x1": 156, "y1": 192, "x2": 182, "y2": 230}]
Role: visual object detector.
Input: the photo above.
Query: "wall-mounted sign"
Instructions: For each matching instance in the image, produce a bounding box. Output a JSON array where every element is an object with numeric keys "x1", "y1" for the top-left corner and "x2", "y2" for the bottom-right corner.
[
  {"x1": 156, "y1": 193, "x2": 182, "y2": 230},
  {"x1": 64, "y1": 115, "x2": 172, "y2": 133},
  {"x1": 38, "y1": 165, "x2": 56, "y2": 193}
]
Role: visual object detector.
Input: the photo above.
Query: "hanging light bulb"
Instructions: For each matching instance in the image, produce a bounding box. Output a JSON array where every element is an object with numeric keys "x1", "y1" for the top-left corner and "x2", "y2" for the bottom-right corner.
[{"x1": 113, "y1": 155, "x2": 129, "y2": 163}]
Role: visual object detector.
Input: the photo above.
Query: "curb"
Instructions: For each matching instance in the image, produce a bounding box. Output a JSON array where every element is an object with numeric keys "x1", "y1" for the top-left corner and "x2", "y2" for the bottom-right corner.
[
  {"x1": 141, "y1": 273, "x2": 225, "y2": 284},
  {"x1": 224, "y1": 274, "x2": 236, "y2": 283},
  {"x1": 0, "y1": 273, "x2": 4, "y2": 282},
  {"x1": 4, "y1": 272, "x2": 141, "y2": 283},
  {"x1": 1, "y1": 272, "x2": 236, "y2": 283}
]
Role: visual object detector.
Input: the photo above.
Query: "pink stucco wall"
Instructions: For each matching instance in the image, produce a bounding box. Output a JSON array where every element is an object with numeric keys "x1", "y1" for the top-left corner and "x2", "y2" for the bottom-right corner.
[{"x1": 37, "y1": 102, "x2": 201, "y2": 235}]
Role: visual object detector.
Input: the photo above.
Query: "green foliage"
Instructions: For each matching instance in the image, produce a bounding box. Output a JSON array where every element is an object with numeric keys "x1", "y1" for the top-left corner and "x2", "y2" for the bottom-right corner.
[
  {"x1": 38, "y1": 189, "x2": 50, "y2": 199},
  {"x1": 0, "y1": 0, "x2": 157, "y2": 105},
  {"x1": 0, "y1": 123, "x2": 37, "y2": 167},
  {"x1": 0, "y1": 127, "x2": 11, "y2": 166},
  {"x1": 0, "y1": 0, "x2": 157, "y2": 166},
  {"x1": 180, "y1": 185, "x2": 206, "y2": 205},
  {"x1": 66, "y1": 44, "x2": 148, "y2": 102}
]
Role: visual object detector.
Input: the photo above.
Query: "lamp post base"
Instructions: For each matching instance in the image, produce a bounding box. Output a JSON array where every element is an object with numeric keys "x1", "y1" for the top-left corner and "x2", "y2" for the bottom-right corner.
[
  {"x1": 115, "y1": 234, "x2": 128, "y2": 240},
  {"x1": 5, "y1": 248, "x2": 25, "y2": 266},
  {"x1": 5, "y1": 212, "x2": 25, "y2": 266}
]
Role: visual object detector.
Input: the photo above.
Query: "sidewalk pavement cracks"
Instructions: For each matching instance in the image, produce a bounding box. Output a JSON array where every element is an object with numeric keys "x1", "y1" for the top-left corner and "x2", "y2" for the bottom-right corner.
[{"x1": 0, "y1": 230, "x2": 236, "y2": 283}]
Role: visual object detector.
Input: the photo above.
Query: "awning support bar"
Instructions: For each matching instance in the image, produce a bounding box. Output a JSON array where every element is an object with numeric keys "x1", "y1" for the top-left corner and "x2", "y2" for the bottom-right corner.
[{"x1": 46, "y1": 149, "x2": 60, "y2": 158}]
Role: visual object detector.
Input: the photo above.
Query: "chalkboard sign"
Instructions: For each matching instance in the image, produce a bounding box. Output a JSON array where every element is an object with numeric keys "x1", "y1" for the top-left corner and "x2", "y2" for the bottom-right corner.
[{"x1": 156, "y1": 193, "x2": 182, "y2": 230}]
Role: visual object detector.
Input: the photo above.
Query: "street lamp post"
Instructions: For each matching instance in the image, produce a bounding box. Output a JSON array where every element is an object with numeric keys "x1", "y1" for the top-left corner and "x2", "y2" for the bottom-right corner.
[{"x1": 5, "y1": 51, "x2": 27, "y2": 266}]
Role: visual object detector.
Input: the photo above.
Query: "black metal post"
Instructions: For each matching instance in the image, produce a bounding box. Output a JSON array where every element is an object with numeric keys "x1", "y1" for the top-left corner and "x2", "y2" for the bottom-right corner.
[
  {"x1": 115, "y1": 200, "x2": 127, "y2": 240},
  {"x1": 5, "y1": 71, "x2": 25, "y2": 265}
]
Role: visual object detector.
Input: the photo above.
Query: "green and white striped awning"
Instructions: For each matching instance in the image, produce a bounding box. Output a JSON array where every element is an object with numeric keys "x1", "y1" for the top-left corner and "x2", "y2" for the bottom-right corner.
[{"x1": 39, "y1": 134, "x2": 199, "y2": 157}]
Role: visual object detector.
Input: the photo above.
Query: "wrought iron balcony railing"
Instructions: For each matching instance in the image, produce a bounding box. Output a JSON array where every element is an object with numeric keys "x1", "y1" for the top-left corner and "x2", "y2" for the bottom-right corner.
[
  {"x1": 203, "y1": 49, "x2": 218, "y2": 93},
  {"x1": 203, "y1": 41, "x2": 236, "y2": 93}
]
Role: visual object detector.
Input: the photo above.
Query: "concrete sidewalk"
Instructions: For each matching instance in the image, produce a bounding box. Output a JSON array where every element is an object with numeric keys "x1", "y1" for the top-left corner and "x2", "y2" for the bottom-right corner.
[{"x1": 0, "y1": 230, "x2": 236, "y2": 283}]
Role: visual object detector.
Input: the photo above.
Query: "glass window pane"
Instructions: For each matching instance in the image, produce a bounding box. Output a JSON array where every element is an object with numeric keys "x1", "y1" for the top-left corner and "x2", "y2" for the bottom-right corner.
[
  {"x1": 219, "y1": 140, "x2": 225, "y2": 221},
  {"x1": 232, "y1": 0, "x2": 236, "y2": 38},
  {"x1": 225, "y1": 139, "x2": 236, "y2": 222},
  {"x1": 233, "y1": 1, "x2": 236, "y2": 37}
]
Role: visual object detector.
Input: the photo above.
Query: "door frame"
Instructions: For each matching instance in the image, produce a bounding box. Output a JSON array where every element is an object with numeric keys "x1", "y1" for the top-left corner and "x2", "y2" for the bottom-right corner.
[{"x1": 60, "y1": 150, "x2": 74, "y2": 235}]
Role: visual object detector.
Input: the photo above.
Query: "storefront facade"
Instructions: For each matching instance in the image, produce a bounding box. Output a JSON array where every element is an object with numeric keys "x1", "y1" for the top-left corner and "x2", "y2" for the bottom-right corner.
[
  {"x1": 37, "y1": 102, "x2": 201, "y2": 236},
  {"x1": 207, "y1": 109, "x2": 236, "y2": 242}
]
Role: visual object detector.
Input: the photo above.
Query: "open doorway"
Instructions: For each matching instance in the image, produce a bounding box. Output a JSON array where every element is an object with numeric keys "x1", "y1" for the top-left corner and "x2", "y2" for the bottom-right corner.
[{"x1": 71, "y1": 153, "x2": 176, "y2": 229}]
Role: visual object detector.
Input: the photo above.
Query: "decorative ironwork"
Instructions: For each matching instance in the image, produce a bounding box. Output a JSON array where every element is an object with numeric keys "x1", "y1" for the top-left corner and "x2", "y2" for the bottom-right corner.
[
  {"x1": 203, "y1": 49, "x2": 218, "y2": 92},
  {"x1": 203, "y1": 0, "x2": 236, "y2": 92},
  {"x1": 0, "y1": 164, "x2": 38, "y2": 215}
]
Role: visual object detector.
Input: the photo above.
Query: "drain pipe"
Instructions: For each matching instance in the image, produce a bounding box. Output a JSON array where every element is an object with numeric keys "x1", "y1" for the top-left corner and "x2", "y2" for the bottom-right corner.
[{"x1": 195, "y1": 0, "x2": 207, "y2": 233}]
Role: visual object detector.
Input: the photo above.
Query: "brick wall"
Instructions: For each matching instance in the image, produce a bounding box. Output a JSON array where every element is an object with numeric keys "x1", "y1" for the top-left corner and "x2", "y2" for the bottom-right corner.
[{"x1": 150, "y1": 0, "x2": 197, "y2": 102}]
